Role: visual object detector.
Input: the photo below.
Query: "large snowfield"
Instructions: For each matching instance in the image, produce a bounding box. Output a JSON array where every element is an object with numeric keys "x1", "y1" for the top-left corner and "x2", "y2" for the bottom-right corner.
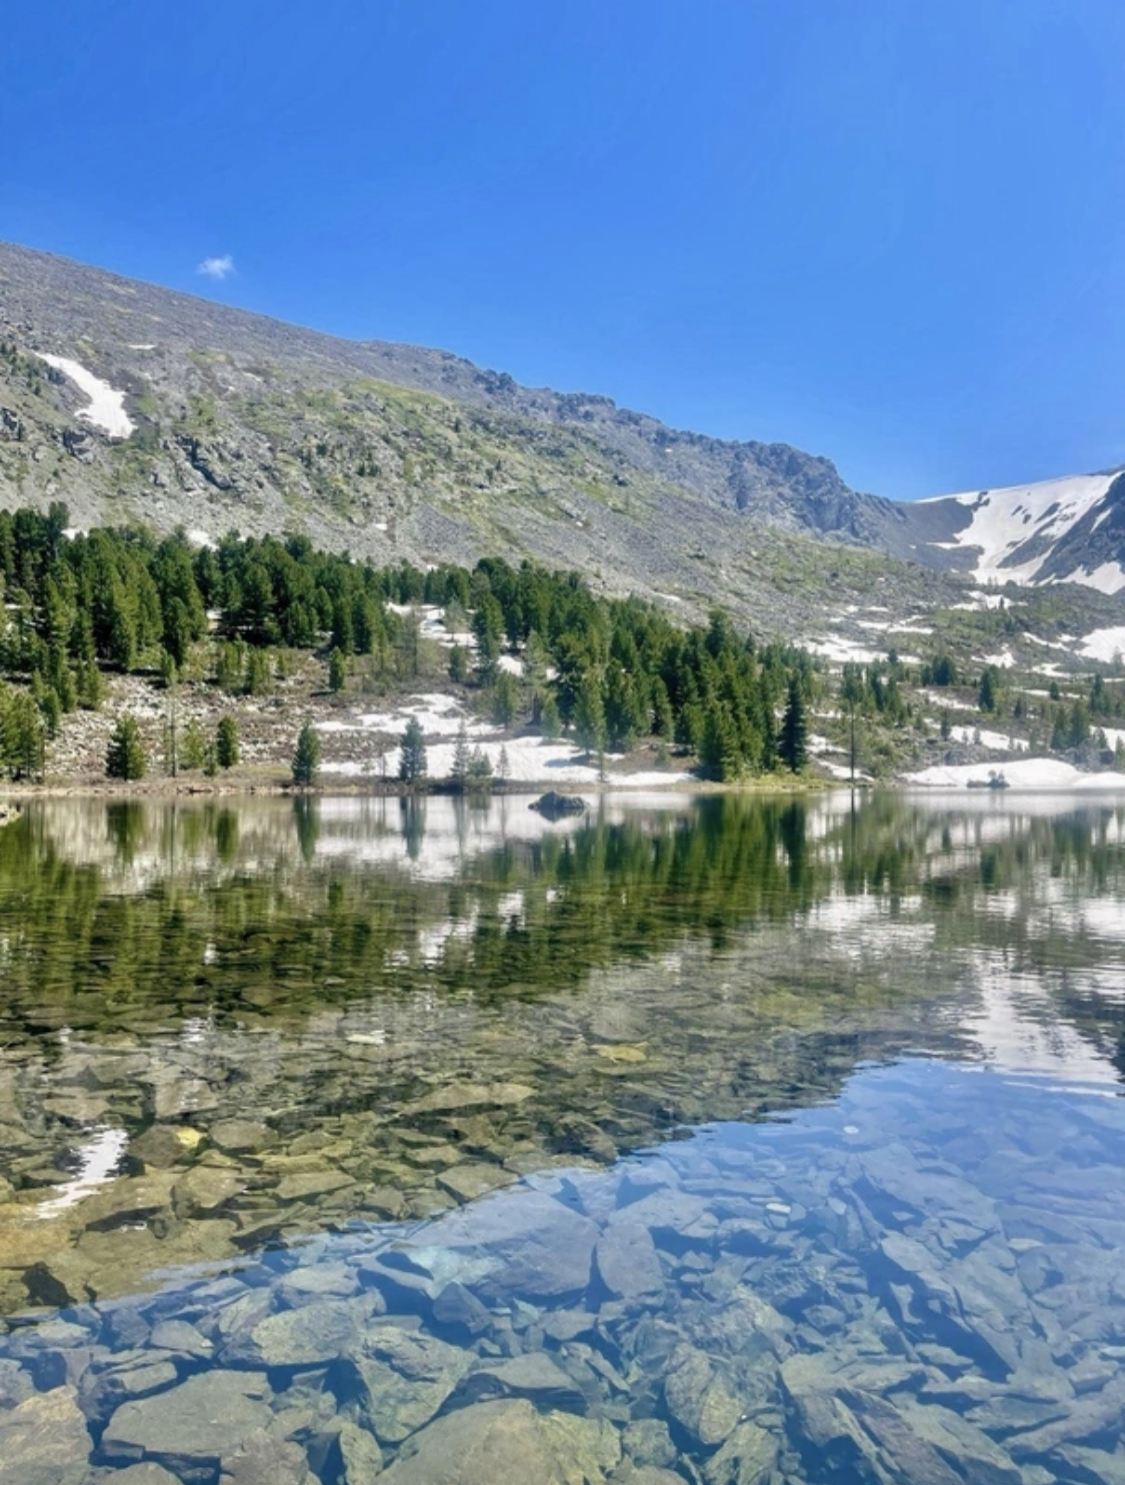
[{"x1": 920, "y1": 472, "x2": 1122, "y2": 591}]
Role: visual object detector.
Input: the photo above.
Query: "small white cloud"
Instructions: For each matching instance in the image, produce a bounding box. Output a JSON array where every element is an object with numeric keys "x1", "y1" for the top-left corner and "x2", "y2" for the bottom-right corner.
[{"x1": 197, "y1": 254, "x2": 235, "y2": 280}]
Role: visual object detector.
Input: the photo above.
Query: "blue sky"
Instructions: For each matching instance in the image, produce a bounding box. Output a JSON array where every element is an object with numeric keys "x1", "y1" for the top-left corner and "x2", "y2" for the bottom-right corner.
[{"x1": 2, "y1": 0, "x2": 1123, "y2": 498}]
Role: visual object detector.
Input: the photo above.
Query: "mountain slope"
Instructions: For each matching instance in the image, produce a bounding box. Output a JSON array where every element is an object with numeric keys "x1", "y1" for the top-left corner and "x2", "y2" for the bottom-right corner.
[
  {"x1": 0, "y1": 239, "x2": 959, "y2": 635},
  {"x1": 0, "y1": 239, "x2": 891, "y2": 531},
  {"x1": 1, "y1": 239, "x2": 1122, "y2": 634}
]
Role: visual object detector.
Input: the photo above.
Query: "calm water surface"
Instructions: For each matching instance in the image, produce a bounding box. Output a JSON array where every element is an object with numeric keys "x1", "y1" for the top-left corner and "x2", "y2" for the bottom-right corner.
[{"x1": 1, "y1": 791, "x2": 1124, "y2": 1483}]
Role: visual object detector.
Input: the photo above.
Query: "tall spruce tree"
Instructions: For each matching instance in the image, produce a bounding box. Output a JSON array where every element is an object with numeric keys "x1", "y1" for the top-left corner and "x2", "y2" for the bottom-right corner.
[
  {"x1": 399, "y1": 717, "x2": 427, "y2": 784},
  {"x1": 216, "y1": 715, "x2": 240, "y2": 769},
  {"x1": 292, "y1": 721, "x2": 321, "y2": 785},
  {"x1": 778, "y1": 678, "x2": 808, "y2": 773},
  {"x1": 106, "y1": 714, "x2": 146, "y2": 781},
  {"x1": 451, "y1": 722, "x2": 470, "y2": 790}
]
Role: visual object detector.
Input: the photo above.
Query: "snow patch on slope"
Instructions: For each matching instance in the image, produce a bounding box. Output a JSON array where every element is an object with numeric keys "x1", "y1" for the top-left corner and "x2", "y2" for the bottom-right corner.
[
  {"x1": 38, "y1": 354, "x2": 135, "y2": 439},
  {"x1": 919, "y1": 473, "x2": 1119, "y2": 589},
  {"x1": 1066, "y1": 560, "x2": 1125, "y2": 594},
  {"x1": 806, "y1": 636, "x2": 889, "y2": 665},
  {"x1": 1078, "y1": 627, "x2": 1125, "y2": 664},
  {"x1": 946, "y1": 725, "x2": 1029, "y2": 752}
]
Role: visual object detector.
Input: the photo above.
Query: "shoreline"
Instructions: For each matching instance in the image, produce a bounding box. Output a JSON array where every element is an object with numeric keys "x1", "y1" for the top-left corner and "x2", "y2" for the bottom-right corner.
[
  {"x1": 6, "y1": 773, "x2": 1125, "y2": 803},
  {"x1": 0, "y1": 772, "x2": 845, "y2": 802}
]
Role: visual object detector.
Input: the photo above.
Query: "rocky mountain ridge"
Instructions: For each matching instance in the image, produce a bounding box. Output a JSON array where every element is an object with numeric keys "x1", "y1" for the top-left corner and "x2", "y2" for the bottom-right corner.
[{"x1": 1, "y1": 240, "x2": 1121, "y2": 638}]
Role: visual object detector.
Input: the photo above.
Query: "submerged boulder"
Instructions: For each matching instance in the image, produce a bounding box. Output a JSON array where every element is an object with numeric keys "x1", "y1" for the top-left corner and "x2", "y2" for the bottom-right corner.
[
  {"x1": 0, "y1": 1386, "x2": 91, "y2": 1485},
  {"x1": 380, "y1": 1398, "x2": 619, "y2": 1485},
  {"x1": 100, "y1": 1370, "x2": 274, "y2": 1470},
  {"x1": 349, "y1": 1325, "x2": 473, "y2": 1444},
  {"x1": 391, "y1": 1187, "x2": 598, "y2": 1302}
]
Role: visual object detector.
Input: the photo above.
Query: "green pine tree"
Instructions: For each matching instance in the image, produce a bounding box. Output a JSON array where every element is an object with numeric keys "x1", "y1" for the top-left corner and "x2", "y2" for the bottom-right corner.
[
  {"x1": 573, "y1": 674, "x2": 607, "y2": 758},
  {"x1": 216, "y1": 715, "x2": 240, "y2": 770},
  {"x1": 540, "y1": 692, "x2": 562, "y2": 740},
  {"x1": 106, "y1": 714, "x2": 146, "y2": 781},
  {"x1": 399, "y1": 717, "x2": 427, "y2": 785},
  {"x1": 40, "y1": 687, "x2": 61, "y2": 739},
  {"x1": 182, "y1": 718, "x2": 206, "y2": 770},
  {"x1": 467, "y1": 746, "x2": 493, "y2": 788},
  {"x1": 216, "y1": 641, "x2": 243, "y2": 693},
  {"x1": 292, "y1": 721, "x2": 321, "y2": 786},
  {"x1": 451, "y1": 721, "x2": 471, "y2": 790},
  {"x1": 77, "y1": 660, "x2": 103, "y2": 711},
  {"x1": 699, "y1": 703, "x2": 741, "y2": 781},
  {"x1": 491, "y1": 671, "x2": 519, "y2": 727},
  {"x1": 778, "y1": 677, "x2": 808, "y2": 773},
  {"x1": 244, "y1": 647, "x2": 272, "y2": 697}
]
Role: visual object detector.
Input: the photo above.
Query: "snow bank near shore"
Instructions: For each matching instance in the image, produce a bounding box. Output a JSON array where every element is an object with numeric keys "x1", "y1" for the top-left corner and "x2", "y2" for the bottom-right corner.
[
  {"x1": 904, "y1": 758, "x2": 1125, "y2": 791},
  {"x1": 316, "y1": 692, "x2": 691, "y2": 786},
  {"x1": 320, "y1": 735, "x2": 691, "y2": 786}
]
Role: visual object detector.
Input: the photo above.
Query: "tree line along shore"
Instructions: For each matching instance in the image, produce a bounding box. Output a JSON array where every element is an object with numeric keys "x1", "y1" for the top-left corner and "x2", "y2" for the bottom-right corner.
[
  {"x1": 0, "y1": 502, "x2": 1123, "y2": 790},
  {"x1": 0, "y1": 502, "x2": 814, "y2": 787}
]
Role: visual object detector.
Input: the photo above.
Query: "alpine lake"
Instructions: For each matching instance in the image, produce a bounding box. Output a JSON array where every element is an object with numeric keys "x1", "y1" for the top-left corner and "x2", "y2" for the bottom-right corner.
[{"x1": 2, "y1": 789, "x2": 1125, "y2": 1485}]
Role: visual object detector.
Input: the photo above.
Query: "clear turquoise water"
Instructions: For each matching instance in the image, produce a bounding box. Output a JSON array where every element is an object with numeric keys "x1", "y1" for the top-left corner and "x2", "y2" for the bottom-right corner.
[{"x1": 1, "y1": 792, "x2": 1124, "y2": 1483}]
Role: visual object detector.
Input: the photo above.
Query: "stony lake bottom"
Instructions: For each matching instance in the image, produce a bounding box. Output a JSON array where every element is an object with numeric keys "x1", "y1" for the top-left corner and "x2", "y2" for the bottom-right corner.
[{"x1": 1, "y1": 790, "x2": 1125, "y2": 1485}]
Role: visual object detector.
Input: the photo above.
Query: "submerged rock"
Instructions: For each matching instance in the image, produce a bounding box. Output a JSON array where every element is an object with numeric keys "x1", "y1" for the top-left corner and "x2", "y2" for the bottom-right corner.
[
  {"x1": 101, "y1": 1466, "x2": 184, "y2": 1485},
  {"x1": 595, "y1": 1221, "x2": 664, "y2": 1300},
  {"x1": 456, "y1": 1353, "x2": 589, "y2": 1413},
  {"x1": 148, "y1": 1318, "x2": 213, "y2": 1358},
  {"x1": 216, "y1": 1425, "x2": 314, "y2": 1485},
  {"x1": 379, "y1": 1398, "x2": 620, "y2": 1485},
  {"x1": 842, "y1": 1389, "x2": 965, "y2": 1485},
  {"x1": 410, "y1": 1081, "x2": 535, "y2": 1113},
  {"x1": 232, "y1": 1294, "x2": 384, "y2": 1367},
  {"x1": 350, "y1": 1324, "x2": 473, "y2": 1443},
  {"x1": 209, "y1": 1119, "x2": 276, "y2": 1154},
  {"x1": 172, "y1": 1165, "x2": 245, "y2": 1217},
  {"x1": 399, "y1": 1188, "x2": 598, "y2": 1301},
  {"x1": 0, "y1": 1357, "x2": 35, "y2": 1409},
  {"x1": 614, "y1": 1469, "x2": 691, "y2": 1485},
  {"x1": 893, "y1": 1398, "x2": 1022, "y2": 1485},
  {"x1": 101, "y1": 1370, "x2": 274, "y2": 1469},
  {"x1": 334, "y1": 1420, "x2": 384, "y2": 1483},
  {"x1": 432, "y1": 1279, "x2": 492, "y2": 1335},
  {"x1": 0, "y1": 1385, "x2": 91, "y2": 1485},
  {"x1": 437, "y1": 1162, "x2": 515, "y2": 1204},
  {"x1": 702, "y1": 1420, "x2": 779, "y2": 1485},
  {"x1": 664, "y1": 1345, "x2": 742, "y2": 1447},
  {"x1": 621, "y1": 1417, "x2": 678, "y2": 1471}
]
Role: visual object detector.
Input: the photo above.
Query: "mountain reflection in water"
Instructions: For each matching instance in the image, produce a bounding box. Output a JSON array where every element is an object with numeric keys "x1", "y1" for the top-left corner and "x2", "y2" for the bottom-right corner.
[{"x1": 0, "y1": 791, "x2": 1124, "y2": 1483}]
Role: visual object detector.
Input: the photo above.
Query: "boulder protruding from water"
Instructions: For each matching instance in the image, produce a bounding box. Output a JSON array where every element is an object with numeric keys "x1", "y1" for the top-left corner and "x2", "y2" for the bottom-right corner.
[{"x1": 529, "y1": 791, "x2": 587, "y2": 820}]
